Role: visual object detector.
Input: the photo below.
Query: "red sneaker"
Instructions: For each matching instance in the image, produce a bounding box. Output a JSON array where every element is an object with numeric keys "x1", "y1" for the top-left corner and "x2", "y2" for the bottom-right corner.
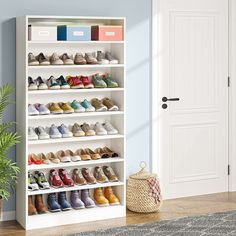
[
  {"x1": 59, "y1": 169, "x2": 74, "y2": 187},
  {"x1": 67, "y1": 76, "x2": 84, "y2": 89},
  {"x1": 49, "y1": 169, "x2": 64, "y2": 188},
  {"x1": 80, "y1": 76, "x2": 94, "y2": 89}
]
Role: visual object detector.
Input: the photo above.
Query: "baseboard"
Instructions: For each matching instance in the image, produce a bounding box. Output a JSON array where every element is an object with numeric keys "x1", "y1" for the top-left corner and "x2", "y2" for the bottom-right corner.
[{"x1": 0, "y1": 210, "x2": 15, "y2": 221}]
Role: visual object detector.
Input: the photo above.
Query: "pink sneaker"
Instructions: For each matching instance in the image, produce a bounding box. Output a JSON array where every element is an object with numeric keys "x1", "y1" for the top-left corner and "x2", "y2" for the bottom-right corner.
[{"x1": 80, "y1": 76, "x2": 94, "y2": 89}]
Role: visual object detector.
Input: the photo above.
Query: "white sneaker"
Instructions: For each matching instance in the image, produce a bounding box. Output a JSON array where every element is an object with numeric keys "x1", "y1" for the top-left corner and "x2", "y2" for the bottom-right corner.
[
  {"x1": 94, "y1": 122, "x2": 108, "y2": 135},
  {"x1": 103, "y1": 121, "x2": 118, "y2": 135},
  {"x1": 28, "y1": 127, "x2": 38, "y2": 140},
  {"x1": 28, "y1": 104, "x2": 39, "y2": 116},
  {"x1": 35, "y1": 126, "x2": 50, "y2": 140}
]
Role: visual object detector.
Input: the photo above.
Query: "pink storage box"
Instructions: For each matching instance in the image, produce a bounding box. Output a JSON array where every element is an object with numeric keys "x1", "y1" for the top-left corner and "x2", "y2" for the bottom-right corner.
[{"x1": 91, "y1": 25, "x2": 123, "y2": 41}]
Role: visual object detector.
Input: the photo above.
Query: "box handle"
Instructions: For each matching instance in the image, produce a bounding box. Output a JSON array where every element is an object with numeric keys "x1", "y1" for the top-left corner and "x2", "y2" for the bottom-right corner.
[
  {"x1": 38, "y1": 31, "x2": 50, "y2": 36},
  {"x1": 105, "y1": 31, "x2": 115, "y2": 36}
]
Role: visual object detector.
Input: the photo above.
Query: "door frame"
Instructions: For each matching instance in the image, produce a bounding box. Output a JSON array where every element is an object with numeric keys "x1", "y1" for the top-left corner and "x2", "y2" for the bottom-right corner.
[{"x1": 151, "y1": 0, "x2": 236, "y2": 193}]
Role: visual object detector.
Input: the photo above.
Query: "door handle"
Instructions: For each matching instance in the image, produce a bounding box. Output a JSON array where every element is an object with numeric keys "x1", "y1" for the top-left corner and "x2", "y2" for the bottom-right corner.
[{"x1": 162, "y1": 97, "x2": 180, "y2": 102}]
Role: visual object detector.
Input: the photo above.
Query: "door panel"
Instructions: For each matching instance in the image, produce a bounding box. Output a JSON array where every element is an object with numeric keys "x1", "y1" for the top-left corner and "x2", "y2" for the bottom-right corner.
[{"x1": 157, "y1": 0, "x2": 228, "y2": 199}]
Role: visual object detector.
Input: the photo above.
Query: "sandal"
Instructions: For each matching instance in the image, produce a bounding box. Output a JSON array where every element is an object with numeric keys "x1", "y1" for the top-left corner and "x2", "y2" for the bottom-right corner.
[
  {"x1": 94, "y1": 147, "x2": 110, "y2": 159},
  {"x1": 103, "y1": 147, "x2": 119, "y2": 158}
]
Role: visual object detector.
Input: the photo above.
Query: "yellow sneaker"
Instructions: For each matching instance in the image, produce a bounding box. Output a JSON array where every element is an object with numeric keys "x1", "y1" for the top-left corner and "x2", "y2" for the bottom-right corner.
[
  {"x1": 94, "y1": 188, "x2": 109, "y2": 206},
  {"x1": 58, "y1": 102, "x2": 74, "y2": 114},
  {"x1": 104, "y1": 187, "x2": 120, "y2": 205},
  {"x1": 48, "y1": 103, "x2": 63, "y2": 114}
]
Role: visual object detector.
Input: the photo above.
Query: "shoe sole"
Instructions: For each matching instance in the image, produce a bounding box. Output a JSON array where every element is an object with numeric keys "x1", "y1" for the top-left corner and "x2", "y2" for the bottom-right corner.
[
  {"x1": 62, "y1": 134, "x2": 73, "y2": 138},
  {"x1": 51, "y1": 111, "x2": 63, "y2": 114},
  {"x1": 73, "y1": 133, "x2": 85, "y2": 137},
  {"x1": 108, "y1": 106, "x2": 119, "y2": 111},
  {"x1": 50, "y1": 135, "x2": 62, "y2": 139},
  {"x1": 107, "y1": 131, "x2": 118, "y2": 135},
  {"x1": 39, "y1": 112, "x2": 50, "y2": 115},
  {"x1": 96, "y1": 132, "x2": 108, "y2": 135},
  {"x1": 61, "y1": 208, "x2": 72, "y2": 211},
  {"x1": 28, "y1": 136, "x2": 38, "y2": 140},
  {"x1": 72, "y1": 206, "x2": 85, "y2": 210},
  {"x1": 49, "y1": 208, "x2": 61, "y2": 213},
  {"x1": 95, "y1": 202, "x2": 109, "y2": 207},
  {"x1": 63, "y1": 110, "x2": 74, "y2": 114},
  {"x1": 96, "y1": 107, "x2": 107, "y2": 112},
  {"x1": 38, "y1": 136, "x2": 50, "y2": 140},
  {"x1": 49, "y1": 87, "x2": 61, "y2": 90},
  {"x1": 28, "y1": 112, "x2": 39, "y2": 116},
  {"x1": 109, "y1": 202, "x2": 120, "y2": 206}
]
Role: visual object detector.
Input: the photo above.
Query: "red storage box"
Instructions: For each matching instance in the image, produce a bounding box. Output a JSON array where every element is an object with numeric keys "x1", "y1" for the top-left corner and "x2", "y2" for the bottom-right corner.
[{"x1": 91, "y1": 25, "x2": 123, "y2": 41}]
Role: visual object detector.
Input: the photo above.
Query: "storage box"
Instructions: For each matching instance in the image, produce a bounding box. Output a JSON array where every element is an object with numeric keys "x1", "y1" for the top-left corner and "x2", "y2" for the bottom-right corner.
[
  {"x1": 57, "y1": 25, "x2": 91, "y2": 41},
  {"x1": 91, "y1": 25, "x2": 123, "y2": 41},
  {"x1": 28, "y1": 25, "x2": 57, "y2": 41}
]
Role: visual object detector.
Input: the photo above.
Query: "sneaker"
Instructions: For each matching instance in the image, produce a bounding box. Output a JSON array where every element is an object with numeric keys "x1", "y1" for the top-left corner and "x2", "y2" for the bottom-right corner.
[
  {"x1": 35, "y1": 194, "x2": 48, "y2": 214},
  {"x1": 72, "y1": 169, "x2": 87, "y2": 185},
  {"x1": 58, "y1": 192, "x2": 72, "y2": 211},
  {"x1": 47, "y1": 76, "x2": 61, "y2": 90},
  {"x1": 50, "y1": 52, "x2": 63, "y2": 65},
  {"x1": 59, "y1": 169, "x2": 74, "y2": 187},
  {"x1": 48, "y1": 103, "x2": 63, "y2": 114},
  {"x1": 56, "y1": 75, "x2": 70, "y2": 89},
  {"x1": 80, "y1": 122, "x2": 96, "y2": 136},
  {"x1": 60, "y1": 53, "x2": 74, "y2": 65},
  {"x1": 28, "y1": 77, "x2": 37, "y2": 90},
  {"x1": 91, "y1": 98, "x2": 107, "y2": 112},
  {"x1": 28, "y1": 196, "x2": 37, "y2": 215},
  {"x1": 94, "y1": 188, "x2": 109, "y2": 207},
  {"x1": 35, "y1": 126, "x2": 50, "y2": 140},
  {"x1": 85, "y1": 52, "x2": 98, "y2": 64},
  {"x1": 103, "y1": 166, "x2": 118, "y2": 182},
  {"x1": 71, "y1": 100, "x2": 86, "y2": 113},
  {"x1": 105, "y1": 52, "x2": 119, "y2": 64},
  {"x1": 28, "y1": 127, "x2": 38, "y2": 140},
  {"x1": 94, "y1": 166, "x2": 109, "y2": 183},
  {"x1": 49, "y1": 124, "x2": 62, "y2": 139},
  {"x1": 97, "y1": 51, "x2": 109, "y2": 64},
  {"x1": 46, "y1": 152, "x2": 60, "y2": 164},
  {"x1": 65, "y1": 150, "x2": 81, "y2": 162},
  {"x1": 102, "y1": 74, "x2": 119, "y2": 88},
  {"x1": 28, "y1": 53, "x2": 39, "y2": 66},
  {"x1": 104, "y1": 187, "x2": 120, "y2": 205},
  {"x1": 70, "y1": 191, "x2": 85, "y2": 210},
  {"x1": 36, "y1": 53, "x2": 50, "y2": 65},
  {"x1": 75, "y1": 149, "x2": 91, "y2": 161},
  {"x1": 102, "y1": 97, "x2": 119, "y2": 111},
  {"x1": 81, "y1": 189, "x2": 95, "y2": 208},
  {"x1": 47, "y1": 193, "x2": 61, "y2": 212},
  {"x1": 28, "y1": 172, "x2": 39, "y2": 191},
  {"x1": 84, "y1": 148, "x2": 101, "y2": 160},
  {"x1": 49, "y1": 169, "x2": 64, "y2": 188},
  {"x1": 28, "y1": 104, "x2": 39, "y2": 116},
  {"x1": 58, "y1": 124, "x2": 73, "y2": 138},
  {"x1": 94, "y1": 122, "x2": 107, "y2": 135},
  {"x1": 92, "y1": 73, "x2": 107, "y2": 88},
  {"x1": 103, "y1": 121, "x2": 118, "y2": 135},
  {"x1": 55, "y1": 150, "x2": 71, "y2": 163},
  {"x1": 35, "y1": 76, "x2": 48, "y2": 90},
  {"x1": 74, "y1": 53, "x2": 86, "y2": 65},
  {"x1": 80, "y1": 76, "x2": 94, "y2": 89},
  {"x1": 81, "y1": 99, "x2": 95, "y2": 112},
  {"x1": 58, "y1": 102, "x2": 74, "y2": 114},
  {"x1": 67, "y1": 76, "x2": 84, "y2": 89},
  {"x1": 72, "y1": 123, "x2": 85, "y2": 137},
  {"x1": 34, "y1": 171, "x2": 50, "y2": 190},
  {"x1": 81, "y1": 168, "x2": 96, "y2": 184},
  {"x1": 34, "y1": 103, "x2": 50, "y2": 115}
]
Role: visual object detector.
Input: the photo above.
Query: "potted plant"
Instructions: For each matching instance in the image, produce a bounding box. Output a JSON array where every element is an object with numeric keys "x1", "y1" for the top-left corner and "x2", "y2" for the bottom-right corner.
[{"x1": 0, "y1": 84, "x2": 20, "y2": 215}]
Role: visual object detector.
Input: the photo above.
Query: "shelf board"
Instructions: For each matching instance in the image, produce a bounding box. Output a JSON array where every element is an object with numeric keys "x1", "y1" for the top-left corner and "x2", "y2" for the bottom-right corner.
[
  {"x1": 28, "y1": 64, "x2": 125, "y2": 69},
  {"x1": 27, "y1": 157, "x2": 124, "y2": 171},
  {"x1": 28, "y1": 181, "x2": 124, "y2": 196},
  {"x1": 28, "y1": 41, "x2": 124, "y2": 45},
  {"x1": 28, "y1": 88, "x2": 124, "y2": 95},
  {"x1": 28, "y1": 134, "x2": 124, "y2": 145},
  {"x1": 28, "y1": 111, "x2": 124, "y2": 120}
]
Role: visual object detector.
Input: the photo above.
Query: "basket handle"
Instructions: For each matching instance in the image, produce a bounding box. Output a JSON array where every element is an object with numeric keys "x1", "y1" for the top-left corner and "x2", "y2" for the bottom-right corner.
[{"x1": 139, "y1": 161, "x2": 147, "y2": 172}]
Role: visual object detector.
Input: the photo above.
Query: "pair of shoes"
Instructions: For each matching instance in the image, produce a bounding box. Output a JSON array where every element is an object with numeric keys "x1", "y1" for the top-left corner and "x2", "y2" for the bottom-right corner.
[
  {"x1": 70, "y1": 190, "x2": 95, "y2": 209},
  {"x1": 72, "y1": 168, "x2": 96, "y2": 185},
  {"x1": 28, "y1": 52, "x2": 50, "y2": 66},
  {"x1": 75, "y1": 52, "x2": 98, "y2": 64},
  {"x1": 28, "y1": 126, "x2": 50, "y2": 140},
  {"x1": 93, "y1": 121, "x2": 118, "y2": 135},
  {"x1": 28, "y1": 195, "x2": 47, "y2": 215},
  {"x1": 50, "y1": 124, "x2": 73, "y2": 138},
  {"x1": 71, "y1": 148, "x2": 100, "y2": 160},
  {"x1": 47, "y1": 192, "x2": 72, "y2": 212},
  {"x1": 47, "y1": 75, "x2": 70, "y2": 89},
  {"x1": 97, "y1": 51, "x2": 119, "y2": 64},
  {"x1": 94, "y1": 166, "x2": 118, "y2": 183},
  {"x1": 94, "y1": 187, "x2": 120, "y2": 206},
  {"x1": 66, "y1": 75, "x2": 94, "y2": 89},
  {"x1": 48, "y1": 103, "x2": 74, "y2": 114},
  {"x1": 55, "y1": 150, "x2": 81, "y2": 162},
  {"x1": 28, "y1": 171, "x2": 50, "y2": 191},
  {"x1": 92, "y1": 73, "x2": 119, "y2": 88},
  {"x1": 95, "y1": 147, "x2": 119, "y2": 158},
  {"x1": 50, "y1": 169, "x2": 74, "y2": 188},
  {"x1": 28, "y1": 104, "x2": 50, "y2": 116},
  {"x1": 91, "y1": 97, "x2": 119, "y2": 111},
  {"x1": 28, "y1": 152, "x2": 60, "y2": 165},
  {"x1": 28, "y1": 76, "x2": 48, "y2": 90}
]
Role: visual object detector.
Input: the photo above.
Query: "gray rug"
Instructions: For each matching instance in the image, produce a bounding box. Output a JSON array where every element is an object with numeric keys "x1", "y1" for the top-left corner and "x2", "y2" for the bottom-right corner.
[{"x1": 67, "y1": 211, "x2": 236, "y2": 236}]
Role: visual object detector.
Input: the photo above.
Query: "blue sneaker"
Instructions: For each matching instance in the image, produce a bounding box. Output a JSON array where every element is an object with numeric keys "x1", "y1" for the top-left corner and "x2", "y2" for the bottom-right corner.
[
  {"x1": 58, "y1": 192, "x2": 72, "y2": 211},
  {"x1": 71, "y1": 100, "x2": 86, "y2": 113},
  {"x1": 49, "y1": 124, "x2": 62, "y2": 139},
  {"x1": 47, "y1": 193, "x2": 61, "y2": 212},
  {"x1": 56, "y1": 75, "x2": 70, "y2": 89},
  {"x1": 81, "y1": 99, "x2": 95, "y2": 112},
  {"x1": 58, "y1": 124, "x2": 73, "y2": 138},
  {"x1": 47, "y1": 76, "x2": 60, "y2": 90},
  {"x1": 28, "y1": 104, "x2": 39, "y2": 116}
]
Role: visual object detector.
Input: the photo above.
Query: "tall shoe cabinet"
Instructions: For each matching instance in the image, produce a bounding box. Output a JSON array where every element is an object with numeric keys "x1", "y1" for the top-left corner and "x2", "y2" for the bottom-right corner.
[{"x1": 16, "y1": 16, "x2": 126, "y2": 230}]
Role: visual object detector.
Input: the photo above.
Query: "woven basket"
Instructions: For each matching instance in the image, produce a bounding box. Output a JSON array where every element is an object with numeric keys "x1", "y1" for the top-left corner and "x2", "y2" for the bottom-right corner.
[{"x1": 126, "y1": 162, "x2": 162, "y2": 213}]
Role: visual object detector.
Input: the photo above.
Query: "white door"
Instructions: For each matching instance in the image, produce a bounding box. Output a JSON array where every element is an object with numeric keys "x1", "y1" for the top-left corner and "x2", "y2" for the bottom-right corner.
[{"x1": 156, "y1": 0, "x2": 229, "y2": 199}]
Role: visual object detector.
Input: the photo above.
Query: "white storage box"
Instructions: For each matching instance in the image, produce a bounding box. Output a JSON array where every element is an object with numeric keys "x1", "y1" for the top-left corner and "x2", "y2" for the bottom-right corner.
[{"x1": 28, "y1": 25, "x2": 57, "y2": 41}]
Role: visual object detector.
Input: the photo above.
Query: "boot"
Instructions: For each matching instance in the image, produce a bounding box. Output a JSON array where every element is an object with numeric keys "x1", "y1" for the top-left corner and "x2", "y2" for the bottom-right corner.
[
  {"x1": 104, "y1": 187, "x2": 120, "y2": 205},
  {"x1": 28, "y1": 196, "x2": 37, "y2": 215},
  {"x1": 70, "y1": 191, "x2": 85, "y2": 210},
  {"x1": 94, "y1": 188, "x2": 109, "y2": 206},
  {"x1": 81, "y1": 189, "x2": 95, "y2": 208},
  {"x1": 35, "y1": 194, "x2": 47, "y2": 214},
  {"x1": 58, "y1": 192, "x2": 72, "y2": 211}
]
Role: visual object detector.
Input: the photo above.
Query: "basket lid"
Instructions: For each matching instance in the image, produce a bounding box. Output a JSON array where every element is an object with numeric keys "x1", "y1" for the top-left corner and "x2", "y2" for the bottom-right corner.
[{"x1": 129, "y1": 162, "x2": 156, "y2": 180}]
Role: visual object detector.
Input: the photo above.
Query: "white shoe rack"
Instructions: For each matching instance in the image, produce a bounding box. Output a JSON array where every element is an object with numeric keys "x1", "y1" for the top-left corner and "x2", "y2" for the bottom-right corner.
[{"x1": 16, "y1": 16, "x2": 126, "y2": 230}]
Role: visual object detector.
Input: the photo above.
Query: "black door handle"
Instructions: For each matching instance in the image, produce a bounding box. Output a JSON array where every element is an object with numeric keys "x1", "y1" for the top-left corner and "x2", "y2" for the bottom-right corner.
[{"x1": 162, "y1": 97, "x2": 180, "y2": 102}]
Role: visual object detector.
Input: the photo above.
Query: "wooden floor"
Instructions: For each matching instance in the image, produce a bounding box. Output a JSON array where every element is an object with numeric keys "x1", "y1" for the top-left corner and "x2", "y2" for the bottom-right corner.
[{"x1": 0, "y1": 192, "x2": 236, "y2": 236}]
